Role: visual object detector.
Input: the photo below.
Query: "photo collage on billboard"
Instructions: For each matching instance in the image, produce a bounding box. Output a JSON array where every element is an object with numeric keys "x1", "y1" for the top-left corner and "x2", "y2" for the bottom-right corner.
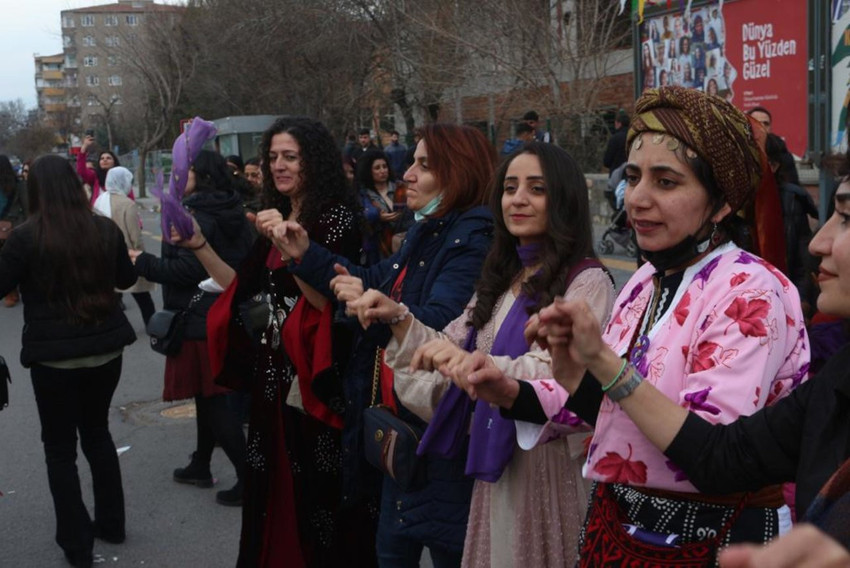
[{"x1": 640, "y1": 3, "x2": 737, "y2": 100}]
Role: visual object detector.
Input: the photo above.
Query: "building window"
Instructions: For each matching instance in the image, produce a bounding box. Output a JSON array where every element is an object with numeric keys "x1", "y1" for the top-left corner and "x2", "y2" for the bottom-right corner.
[
  {"x1": 126, "y1": 15, "x2": 139, "y2": 26},
  {"x1": 81, "y1": 15, "x2": 95, "y2": 27},
  {"x1": 62, "y1": 16, "x2": 75, "y2": 28},
  {"x1": 107, "y1": 56, "x2": 118, "y2": 66},
  {"x1": 104, "y1": 15, "x2": 119, "y2": 26},
  {"x1": 83, "y1": 35, "x2": 96, "y2": 47},
  {"x1": 63, "y1": 35, "x2": 73, "y2": 48},
  {"x1": 86, "y1": 95, "x2": 98, "y2": 106},
  {"x1": 83, "y1": 56, "x2": 98, "y2": 67},
  {"x1": 104, "y1": 36, "x2": 120, "y2": 47},
  {"x1": 108, "y1": 75, "x2": 122, "y2": 86},
  {"x1": 85, "y1": 75, "x2": 100, "y2": 86}
]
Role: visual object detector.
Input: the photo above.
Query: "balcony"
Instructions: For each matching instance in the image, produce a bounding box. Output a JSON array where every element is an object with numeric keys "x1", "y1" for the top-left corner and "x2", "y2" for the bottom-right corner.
[
  {"x1": 44, "y1": 103, "x2": 68, "y2": 113},
  {"x1": 43, "y1": 88, "x2": 65, "y2": 97},
  {"x1": 44, "y1": 70, "x2": 64, "y2": 80}
]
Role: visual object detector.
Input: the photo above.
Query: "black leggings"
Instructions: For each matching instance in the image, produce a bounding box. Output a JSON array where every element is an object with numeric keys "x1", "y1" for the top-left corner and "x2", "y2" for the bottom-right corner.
[
  {"x1": 194, "y1": 394, "x2": 246, "y2": 480},
  {"x1": 130, "y1": 292, "x2": 155, "y2": 326}
]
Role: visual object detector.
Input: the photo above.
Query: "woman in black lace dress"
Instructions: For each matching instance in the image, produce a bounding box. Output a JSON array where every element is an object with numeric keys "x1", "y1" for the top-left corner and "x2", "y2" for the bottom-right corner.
[{"x1": 178, "y1": 117, "x2": 364, "y2": 567}]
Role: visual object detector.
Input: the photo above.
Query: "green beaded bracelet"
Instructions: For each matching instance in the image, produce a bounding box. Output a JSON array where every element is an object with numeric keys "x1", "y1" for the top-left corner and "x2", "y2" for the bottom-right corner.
[{"x1": 601, "y1": 358, "x2": 628, "y2": 392}]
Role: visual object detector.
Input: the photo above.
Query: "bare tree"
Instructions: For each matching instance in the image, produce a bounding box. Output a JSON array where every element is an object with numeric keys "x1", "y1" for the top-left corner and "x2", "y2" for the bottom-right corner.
[
  {"x1": 182, "y1": 0, "x2": 374, "y2": 138},
  {"x1": 114, "y1": 8, "x2": 198, "y2": 195},
  {"x1": 0, "y1": 99, "x2": 29, "y2": 153}
]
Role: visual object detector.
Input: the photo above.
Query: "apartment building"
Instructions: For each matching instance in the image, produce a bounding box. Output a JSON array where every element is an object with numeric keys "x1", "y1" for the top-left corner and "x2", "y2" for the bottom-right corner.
[
  {"x1": 34, "y1": 53, "x2": 68, "y2": 131},
  {"x1": 55, "y1": 0, "x2": 180, "y2": 138}
]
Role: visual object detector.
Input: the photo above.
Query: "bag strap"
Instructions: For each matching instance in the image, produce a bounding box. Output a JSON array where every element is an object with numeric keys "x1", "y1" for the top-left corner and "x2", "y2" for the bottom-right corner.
[
  {"x1": 370, "y1": 347, "x2": 382, "y2": 406},
  {"x1": 712, "y1": 492, "x2": 751, "y2": 546}
]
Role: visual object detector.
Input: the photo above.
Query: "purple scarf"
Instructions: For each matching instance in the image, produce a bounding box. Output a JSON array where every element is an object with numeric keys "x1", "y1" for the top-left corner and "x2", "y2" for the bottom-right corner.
[{"x1": 417, "y1": 244, "x2": 540, "y2": 482}]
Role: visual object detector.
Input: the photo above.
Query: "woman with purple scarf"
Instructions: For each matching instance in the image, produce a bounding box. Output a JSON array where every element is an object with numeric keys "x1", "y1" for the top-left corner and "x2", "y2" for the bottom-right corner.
[{"x1": 349, "y1": 142, "x2": 615, "y2": 567}]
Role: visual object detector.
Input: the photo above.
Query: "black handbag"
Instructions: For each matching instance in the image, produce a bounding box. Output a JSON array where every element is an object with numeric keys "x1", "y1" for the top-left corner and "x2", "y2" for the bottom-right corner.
[
  {"x1": 0, "y1": 356, "x2": 10, "y2": 410},
  {"x1": 362, "y1": 348, "x2": 426, "y2": 492},
  {"x1": 236, "y1": 292, "x2": 271, "y2": 341},
  {"x1": 147, "y1": 309, "x2": 186, "y2": 355},
  {"x1": 147, "y1": 291, "x2": 203, "y2": 356}
]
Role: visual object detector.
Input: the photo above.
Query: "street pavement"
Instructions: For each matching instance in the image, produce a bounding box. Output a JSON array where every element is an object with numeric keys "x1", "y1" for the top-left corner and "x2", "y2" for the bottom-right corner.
[{"x1": 0, "y1": 201, "x2": 635, "y2": 567}]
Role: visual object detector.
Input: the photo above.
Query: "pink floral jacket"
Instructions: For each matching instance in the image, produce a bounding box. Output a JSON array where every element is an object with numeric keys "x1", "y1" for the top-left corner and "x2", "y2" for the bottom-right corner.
[{"x1": 529, "y1": 243, "x2": 810, "y2": 492}]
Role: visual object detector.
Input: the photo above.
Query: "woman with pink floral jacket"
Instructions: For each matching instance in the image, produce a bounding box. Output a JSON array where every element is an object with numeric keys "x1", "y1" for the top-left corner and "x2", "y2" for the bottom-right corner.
[{"x1": 461, "y1": 87, "x2": 810, "y2": 560}]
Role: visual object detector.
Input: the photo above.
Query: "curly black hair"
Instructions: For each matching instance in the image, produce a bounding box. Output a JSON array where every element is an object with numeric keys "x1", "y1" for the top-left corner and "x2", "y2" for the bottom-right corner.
[{"x1": 259, "y1": 116, "x2": 360, "y2": 231}]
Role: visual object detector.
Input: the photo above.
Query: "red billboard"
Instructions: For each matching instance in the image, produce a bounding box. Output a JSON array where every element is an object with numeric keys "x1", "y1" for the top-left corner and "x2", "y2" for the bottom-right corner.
[{"x1": 638, "y1": 0, "x2": 808, "y2": 157}]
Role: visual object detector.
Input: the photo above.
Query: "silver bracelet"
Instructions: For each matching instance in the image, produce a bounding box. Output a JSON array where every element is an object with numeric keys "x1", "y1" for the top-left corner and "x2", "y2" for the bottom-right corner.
[
  {"x1": 382, "y1": 302, "x2": 410, "y2": 325},
  {"x1": 606, "y1": 363, "x2": 643, "y2": 402}
]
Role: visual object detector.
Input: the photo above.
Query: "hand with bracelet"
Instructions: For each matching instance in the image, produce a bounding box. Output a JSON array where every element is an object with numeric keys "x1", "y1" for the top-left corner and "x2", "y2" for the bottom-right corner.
[
  {"x1": 345, "y1": 288, "x2": 411, "y2": 331},
  {"x1": 538, "y1": 298, "x2": 640, "y2": 398}
]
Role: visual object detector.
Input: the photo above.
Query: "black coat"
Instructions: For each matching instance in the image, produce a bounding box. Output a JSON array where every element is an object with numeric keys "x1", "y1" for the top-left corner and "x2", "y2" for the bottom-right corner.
[
  {"x1": 666, "y1": 344, "x2": 850, "y2": 521},
  {"x1": 0, "y1": 215, "x2": 137, "y2": 367},
  {"x1": 135, "y1": 189, "x2": 254, "y2": 339}
]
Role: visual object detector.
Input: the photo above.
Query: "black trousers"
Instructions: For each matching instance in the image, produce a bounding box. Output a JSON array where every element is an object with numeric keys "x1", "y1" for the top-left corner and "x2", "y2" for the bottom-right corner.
[
  {"x1": 194, "y1": 393, "x2": 246, "y2": 480},
  {"x1": 130, "y1": 292, "x2": 156, "y2": 326},
  {"x1": 31, "y1": 356, "x2": 125, "y2": 561}
]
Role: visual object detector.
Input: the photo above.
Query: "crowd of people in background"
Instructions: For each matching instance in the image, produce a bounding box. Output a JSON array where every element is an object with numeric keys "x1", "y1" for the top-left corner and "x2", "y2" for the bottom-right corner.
[{"x1": 3, "y1": 85, "x2": 850, "y2": 568}]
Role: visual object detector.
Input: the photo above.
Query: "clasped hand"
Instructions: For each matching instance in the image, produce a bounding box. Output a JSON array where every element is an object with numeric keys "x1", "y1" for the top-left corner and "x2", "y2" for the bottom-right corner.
[
  {"x1": 345, "y1": 289, "x2": 404, "y2": 330},
  {"x1": 269, "y1": 219, "x2": 309, "y2": 261},
  {"x1": 536, "y1": 298, "x2": 608, "y2": 390}
]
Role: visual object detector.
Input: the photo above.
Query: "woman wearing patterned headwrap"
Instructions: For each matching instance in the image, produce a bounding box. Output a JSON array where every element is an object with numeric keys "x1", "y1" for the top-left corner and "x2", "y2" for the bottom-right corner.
[{"x1": 463, "y1": 87, "x2": 811, "y2": 562}]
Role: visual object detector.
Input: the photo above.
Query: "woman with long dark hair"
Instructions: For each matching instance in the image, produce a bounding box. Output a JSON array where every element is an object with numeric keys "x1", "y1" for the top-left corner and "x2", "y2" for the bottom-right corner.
[
  {"x1": 177, "y1": 117, "x2": 363, "y2": 567},
  {"x1": 130, "y1": 149, "x2": 254, "y2": 507},
  {"x1": 78, "y1": 135, "x2": 122, "y2": 205},
  {"x1": 0, "y1": 154, "x2": 136, "y2": 567},
  {"x1": 271, "y1": 123, "x2": 495, "y2": 567},
  {"x1": 466, "y1": 87, "x2": 810, "y2": 563},
  {"x1": 376, "y1": 142, "x2": 615, "y2": 567},
  {"x1": 357, "y1": 148, "x2": 411, "y2": 264}
]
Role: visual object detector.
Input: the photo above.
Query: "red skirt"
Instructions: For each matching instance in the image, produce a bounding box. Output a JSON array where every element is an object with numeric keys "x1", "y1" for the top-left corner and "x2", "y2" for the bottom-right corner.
[{"x1": 163, "y1": 339, "x2": 231, "y2": 401}]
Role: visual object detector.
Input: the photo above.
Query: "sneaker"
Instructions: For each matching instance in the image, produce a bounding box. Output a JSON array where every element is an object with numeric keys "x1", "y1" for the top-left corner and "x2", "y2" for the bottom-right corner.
[
  {"x1": 173, "y1": 452, "x2": 213, "y2": 488},
  {"x1": 215, "y1": 481, "x2": 243, "y2": 506}
]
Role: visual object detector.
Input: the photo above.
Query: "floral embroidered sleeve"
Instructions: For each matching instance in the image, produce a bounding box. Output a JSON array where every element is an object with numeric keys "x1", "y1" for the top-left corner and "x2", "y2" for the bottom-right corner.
[{"x1": 675, "y1": 265, "x2": 809, "y2": 424}]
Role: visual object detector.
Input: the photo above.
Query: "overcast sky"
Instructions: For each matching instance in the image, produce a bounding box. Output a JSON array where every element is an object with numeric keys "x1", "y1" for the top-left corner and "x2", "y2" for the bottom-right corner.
[{"x1": 0, "y1": 0, "x2": 178, "y2": 109}]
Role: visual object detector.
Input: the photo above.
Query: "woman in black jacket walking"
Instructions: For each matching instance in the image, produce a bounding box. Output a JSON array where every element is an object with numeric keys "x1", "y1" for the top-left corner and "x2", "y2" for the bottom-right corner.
[
  {"x1": 131, "y1": 150, "x2": 254, "y2": 506},
  {"x1": 0, "y1": 155, "x2": 137, "y2": 568}
]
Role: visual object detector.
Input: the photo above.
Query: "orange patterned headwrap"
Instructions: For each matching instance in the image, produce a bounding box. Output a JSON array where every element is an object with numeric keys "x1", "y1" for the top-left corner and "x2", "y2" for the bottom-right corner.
[{"x1": 627, "y1": 86, "x2": 763, "y2": 213}]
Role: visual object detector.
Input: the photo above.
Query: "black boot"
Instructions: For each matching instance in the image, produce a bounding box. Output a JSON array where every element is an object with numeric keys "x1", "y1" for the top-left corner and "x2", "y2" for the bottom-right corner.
[
  {"x1": 215, "y1": 480, "x2": 243, "y2": 506},
  {"x1": 173, "y1": 452, "x2": 213, "y2": 488}
]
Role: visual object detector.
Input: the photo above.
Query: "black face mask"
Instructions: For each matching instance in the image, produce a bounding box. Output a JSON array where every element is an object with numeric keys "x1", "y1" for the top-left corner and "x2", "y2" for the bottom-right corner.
[{"x1": 641, "y1": 234, "x2": 712, "y2": 273}]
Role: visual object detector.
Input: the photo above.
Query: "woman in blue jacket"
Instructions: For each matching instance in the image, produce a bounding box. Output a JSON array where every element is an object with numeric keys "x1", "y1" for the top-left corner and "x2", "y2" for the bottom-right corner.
[{"x1": 273, "y1": 123, "x2": 496, "y2": 567}]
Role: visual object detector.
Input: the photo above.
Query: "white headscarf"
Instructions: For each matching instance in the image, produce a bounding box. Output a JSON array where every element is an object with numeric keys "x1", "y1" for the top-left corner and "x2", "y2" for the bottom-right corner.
[{"x1": 94, "y1": 166, "x2": 133, "y2": 217}]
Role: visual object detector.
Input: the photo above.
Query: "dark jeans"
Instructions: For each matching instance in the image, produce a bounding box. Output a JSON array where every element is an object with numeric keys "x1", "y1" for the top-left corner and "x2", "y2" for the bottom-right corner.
[
  {"x1": 31, "y1": 356, "x2": 125, "y2": 562},
  {"x1": 194, "y1": 393, "x2": 246, "y2": 479},
  {"x1": 376, "y1": 482, "x2": 463, "y2": 568},
  {"x1": 376, "y1": 530, "x2": 462, "y2": 568}
]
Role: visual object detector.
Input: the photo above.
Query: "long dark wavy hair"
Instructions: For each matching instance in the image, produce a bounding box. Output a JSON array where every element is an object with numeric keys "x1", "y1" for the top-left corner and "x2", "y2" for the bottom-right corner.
[
  {"x1": 28, "y1": 155, "x2": 115, "y2": 324},
  {"x1": 95, "y1": 150, "x2": 120, "y2": 188},
  {"x1": 470, "y1": 142, "x2": 597, "y2": 330},
  {"x1": 259, "y1": 117, "x2": 359, "y2": 231},
  {"x1": 355, "y1": 149, "x2": 392, "y2": 193}
]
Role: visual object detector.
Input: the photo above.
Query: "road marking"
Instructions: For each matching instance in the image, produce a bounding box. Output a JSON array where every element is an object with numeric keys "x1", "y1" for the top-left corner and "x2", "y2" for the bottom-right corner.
[{"x1": 601, "y1": 257, "x2": 637, "y2": 272}]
